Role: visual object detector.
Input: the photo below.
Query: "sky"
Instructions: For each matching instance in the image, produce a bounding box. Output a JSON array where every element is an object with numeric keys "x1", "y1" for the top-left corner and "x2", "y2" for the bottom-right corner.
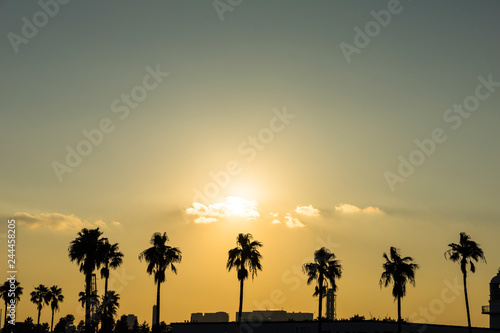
[{"x1": 1, "y1": 0, "x2": 500, "y2": 329}]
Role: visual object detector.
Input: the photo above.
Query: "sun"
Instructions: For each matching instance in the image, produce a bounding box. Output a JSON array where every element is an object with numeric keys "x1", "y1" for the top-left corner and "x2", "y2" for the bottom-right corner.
[{"x1": 225, "y1": 196, "x2": 260, "y2": 219}]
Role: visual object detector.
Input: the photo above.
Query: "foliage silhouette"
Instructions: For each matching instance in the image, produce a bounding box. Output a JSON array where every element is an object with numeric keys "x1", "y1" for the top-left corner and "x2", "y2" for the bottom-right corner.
[
  {"x1": 226, "y1": 233, "x2": 263, "y2": 333},
  {"x1": 68, "y1": 228, "x2": 105, "y2": 333},
  {"x1": 1, "y1": 280, "x2": 23, "y2": 329},
  {"x1": 303, "y1": 247, "x2": 342, "y2": 333},
  {"x1": 445, "y1": 232, "x2": 486, "y2": 333},
  {"x1": 139, "y1": 232, "x2": 181, "y2": 330},
  {"x1": 380, "y1": 246, "x2": 419, "y2": 333},
  {"x1": 47, "y1": 285, "x2": 64, "y2": 332},
  {"x1": 30, "y1": 284, "x2": 50, "y2": 325}
]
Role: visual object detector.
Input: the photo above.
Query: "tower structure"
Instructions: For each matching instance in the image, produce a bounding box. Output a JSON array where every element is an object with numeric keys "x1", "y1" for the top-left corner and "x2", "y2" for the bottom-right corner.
[
  {"x1": 483, "y1": 269, "x2": 500, "y2": 329},
  {"x1": 325, "y1": 288, "x2": 336, "y2": 320}
]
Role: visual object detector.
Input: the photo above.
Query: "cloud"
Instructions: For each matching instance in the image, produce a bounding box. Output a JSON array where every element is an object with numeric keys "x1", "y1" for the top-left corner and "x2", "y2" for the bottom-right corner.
[
  {"x1": 270, "y1": 212, "x2": 279, "y2": 217},
  {"x1": 14, "y1": 212, "x2": 118, "y2": 231},
  {"x1": 285, "y1": 214, "x2": 305, "y2": 228},
  {"x1": 295, "y1": 205, "x2": 320, "y2": 217},
  {"x1": 271, "y1": 219, "x2": 281, "y2": 224},
  {"x1": 186, "y1": 196, "x2": 260, "y2": 223},
  {"x1": 194, "y1": 216, "x2": 218, "y2": 224},
  {"x1": 335, "y1": 203, "x2": 383, "y2": 214}
]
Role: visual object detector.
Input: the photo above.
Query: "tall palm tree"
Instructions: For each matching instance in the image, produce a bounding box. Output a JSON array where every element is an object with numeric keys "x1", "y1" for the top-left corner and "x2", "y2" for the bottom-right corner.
[
  {"x1": 445, "y1": 232, "x2": 486, "y2": 333},
  {"x1": 68, "y1": 228, "x2": 104, "y2": 333},
  {"x1": 0, "y1": 280, "x2": 23, "y2": 328},
  {"x1": 100, "y1": 238, "x2": 124, "y2": 300},
  {"x1": 139, "y1": 232, "x2": 182, "y2": 329},
  {"x1": 30, "y1": 284, "x2": 50, "y2": 325},
  {"x1": 380, "y1": 247, "x2": 419, "y2": 333},
  {"x1": 303, "y1": 247, "x2": 342, "y2": 333},
  {"x1": 47, "y1": 285, "x2": 64, "y2": 332},
  {"x1": 226, "y1": 233, "x2": 263, "y2": 332}
]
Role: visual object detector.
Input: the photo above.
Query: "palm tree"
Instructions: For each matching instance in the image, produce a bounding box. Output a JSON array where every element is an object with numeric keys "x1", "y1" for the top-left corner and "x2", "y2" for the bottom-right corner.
[
  {"x1": 30, "y1": 284, "x2": 50, "y2": 325},
  {"x1": 445, "y1": 232, "x2": 486, "y2": 333},
  {"x1": 100, "y1": 238, "x2": 124, "y2": 300},
  {"x1": 68, "y1": 228, "x2": 104, "y2": 333},
  {"x1": 47, "y1": 285, "x2": 64, "y2": 332},
  {"x1": 303, "y1": 247, "x2": 342, "y2": 333},
  {"x1": 139, "y1": 232, "x2": 182, "y2": 330},
  {"x1": 78, "y1": 290, "x2": 100, "y2": 309},
  {"x1": 0, "y1": 280, "x2": 23, "y2": 329},
  {"x1": 100, "y1": 291, "x2": 120, "y2": 319},
  {"x1": 99, "y1": 290, "x2": 120, "y2": 333},
  {"x1": 226, "y1": 233, "x2": 263, "y2": 332},
  {"x1": 380, "y1": 247, "x2": 419, "y2": 333}
]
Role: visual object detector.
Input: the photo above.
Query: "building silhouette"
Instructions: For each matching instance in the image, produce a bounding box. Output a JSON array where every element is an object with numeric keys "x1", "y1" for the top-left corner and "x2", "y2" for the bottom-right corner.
[
  {"x1": 125, "y1": 314, "x2": 138, "y2": 330},
  {"x1": 236, "y1": 310, "x2": 313, "y2": 322},
  {"x1": 191, "y1": 312, "x2": 228, "y2": 323},
  {"x1": 483, "y1": 269, "x2": 500, "y2": 329}
]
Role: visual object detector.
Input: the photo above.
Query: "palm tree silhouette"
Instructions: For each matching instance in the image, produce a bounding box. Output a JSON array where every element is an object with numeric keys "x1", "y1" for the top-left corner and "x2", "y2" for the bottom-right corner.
[
  {"x1": 445, "y1": 232, "x2": 486, "y2": 333},
  {"x1": 0, "y1": 280, "x2": 23, "y2": 329},
  {"x1": 303, "y1": 247, "x2": 342, "y2": 333},
  {"x1": 47, "y1": 285, "x2": 64, "y2": 332},
  {"x1": 68, "y1": 228, "x2": 104, "y2": 333},
  {"x1": 380, "y1": 246, "x2": 419, "y2": 333},
  {"x1": 99, "y1": 291, "x2": 120, "y2": 318},
  {"x1": 100, "y1": 238, "x2": 123, "y2": 333},
  {"x1": 226, "y1": 233, "x2": 263, "y2": 332},
  {"x1": 139, "y1": 232, "x2": 182, "y2": 330},
  {"x1": 78, "y1": 290, "x2": 100, "y2": 309},
  {"x1": 30, "y1": 284, "x2": 50, "y2": 325},
  {"x1": 100, "y1": 238, "x2": 124, "y2": 300}
]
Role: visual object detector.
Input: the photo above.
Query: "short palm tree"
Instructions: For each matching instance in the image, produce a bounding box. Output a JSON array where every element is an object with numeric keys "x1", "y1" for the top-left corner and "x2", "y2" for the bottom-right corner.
[
  {"x1": 30, "y1": 284, "x2": 50, "y2": 325},
  {"x1": 380, "y1": 246, "x2": 419, "y2": 333},
  {"x1": 139, "y1": 232, "x2": 182, "y2": 329},
  {"x1": 303, "y1": 247, "x2": 342, "y2": 333},
  {"x1": 47, "y1": 285, "x2": 64, "y2": 332},
  {"x1": 78, "y1": 290, "x2": 100, "y2": 309},
  {"x1": 0, "y1": 280, "x2": 23, "y2": 328},
  {"x1": 99, "y1": 290, "x2": 120, "y2": 332},
  {"x1": 100, "y1": 291, "x2": 120, "y2": 318},
  {"x1": 226, "y1": 233, "x2": 263, "y2": 332},
  {"x1": 445, "y1": 232, "x2": 486, "y2": 333},
  {"x1": 68, "y1": 228, "x2": 104, "y2": 333}
]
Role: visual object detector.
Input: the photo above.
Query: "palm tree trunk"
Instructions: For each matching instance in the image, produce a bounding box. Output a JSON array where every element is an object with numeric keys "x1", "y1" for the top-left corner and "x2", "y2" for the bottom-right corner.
[
  {"x1": 238, "y1": 278, "x2": 244, "y2": 333},
  {"x1": 85, "y1": 273, "x2": 92, "y2": 333},
  {"x1": 397, "y1": 296, "x2": 401, "y2": 333},
  {"x1": 463, "y1": 273, "x2": 472, "y2": 333},
  {"x1": 37, "y1": 308, "x2": 41, "y2": 325},
  {"x1": 156, "y1": 281, "x2": 161, "y2": 327},
  {"x1": 318, "y1": 275, "x2": 323, "y2": 333},
  {"x1": 4, "y1": 301, "x2": 7, "y2": 329},
  {"x1": 51, "y1": 308, "x2": 55, "y2": 332}
]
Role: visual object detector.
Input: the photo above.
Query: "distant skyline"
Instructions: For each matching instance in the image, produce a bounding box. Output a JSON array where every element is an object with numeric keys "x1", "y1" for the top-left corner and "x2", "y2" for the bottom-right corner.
[{"x1": 1, "y1": 0, "x2": 500, "y2": 329}]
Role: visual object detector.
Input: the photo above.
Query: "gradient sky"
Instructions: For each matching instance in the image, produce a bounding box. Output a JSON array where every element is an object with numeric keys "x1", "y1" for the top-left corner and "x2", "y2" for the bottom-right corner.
[{"x1": 1, "y1": 0, "x2": 500, "y2": 329}]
